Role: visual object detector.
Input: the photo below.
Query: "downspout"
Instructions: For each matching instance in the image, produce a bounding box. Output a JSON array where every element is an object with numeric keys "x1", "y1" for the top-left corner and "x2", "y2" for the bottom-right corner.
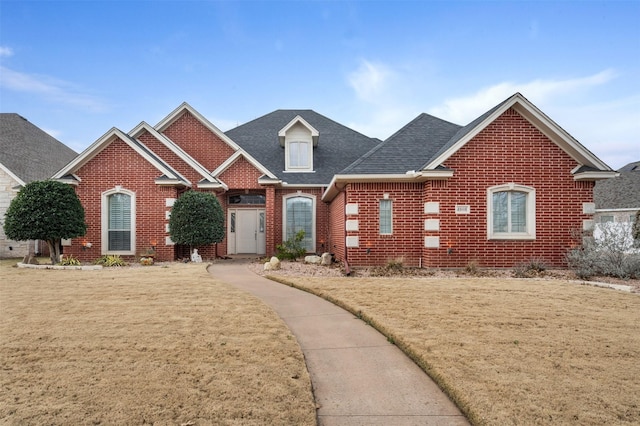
[{"x1": 339, "y1": 183, "x2": 351, "y2": 276}]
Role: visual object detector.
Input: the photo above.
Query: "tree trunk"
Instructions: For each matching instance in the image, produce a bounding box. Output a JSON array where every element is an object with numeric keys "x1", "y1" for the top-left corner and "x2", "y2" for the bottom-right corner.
[
  {"x1": 47, "y1": 239, "x2": 60, "y2": 265},
  {"x1": 25, "y1": 240, "x2": 36, "y2": 264}
]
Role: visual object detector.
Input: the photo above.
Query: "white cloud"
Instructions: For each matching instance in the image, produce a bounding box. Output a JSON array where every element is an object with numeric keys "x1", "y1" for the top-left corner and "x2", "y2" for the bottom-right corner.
[
  {"x1": 345, "y1": 59, "x2": 422, "y2": 138},
  {"x1": 0, "y1": 46, "x2": 14, "y2": 57},
  {"x1": 0, "y1": 66, "x2": 108, "y2": 112},
  {"x1": 348, "y1": 59, "x2": 394, "y2": 103},
  {"x1": 428, "y1": 69, "x2": 617, "y2": 124}
]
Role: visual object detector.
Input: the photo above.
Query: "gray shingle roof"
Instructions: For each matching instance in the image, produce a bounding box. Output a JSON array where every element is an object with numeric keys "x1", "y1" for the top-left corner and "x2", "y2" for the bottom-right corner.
[
  {"x1": 341, "y1": 96, "x2": 512, "y2": 175},
  {"x1": 594, "y1": 161, "x2": 640, "y2": 209},
  {"x1": 225, "y1": 110, "x2": 381, "y2": 185},
  {"x1": 342, "y1": 113, "x2": 461, "y2": 174},
  {"x1": 421, "y1": 99, "x2": 508, "y2": 169},
  {"x1": 0, "y1": 113, "x2": 77, "y2": 184}
]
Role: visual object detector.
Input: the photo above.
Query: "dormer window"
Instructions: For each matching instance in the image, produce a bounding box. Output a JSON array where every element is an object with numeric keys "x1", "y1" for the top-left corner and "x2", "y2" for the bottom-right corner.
[
  {"x1": 288, "y1": 140, "x2": 310, "y2": 169},
  {"x1": 279, "y1": 115, "x2": 319, "y2": 172}
]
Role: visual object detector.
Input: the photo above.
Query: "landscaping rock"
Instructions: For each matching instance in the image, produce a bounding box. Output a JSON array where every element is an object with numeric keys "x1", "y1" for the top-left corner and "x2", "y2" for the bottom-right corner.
[
  {"x1": 264, "y1": 256, "x2": 281, "y2": 271},
  {"x1": 321, "y1": 252, "x2": 332, "y2": 266},
  {"x1": 305, "y1": 255, "x2": 322, "y2": 265}
]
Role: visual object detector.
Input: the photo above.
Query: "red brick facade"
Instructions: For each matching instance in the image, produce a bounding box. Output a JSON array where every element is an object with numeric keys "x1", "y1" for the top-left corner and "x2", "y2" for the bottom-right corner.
[
  {"x1": 344, "y1": 182, "x2": 424, "y2": 267},
  {"x1": 57, "y1": 98, "x2": 610, "y2": 268},
  {"x1": 162, "y1": 111, "x2": 235, "y2": 171},
  {"x1": 66, "y1": 138, "x2": 180, "y2": 262},
  {"x1": 334, "y1": 109, "x2": 594, "y2": 268}
]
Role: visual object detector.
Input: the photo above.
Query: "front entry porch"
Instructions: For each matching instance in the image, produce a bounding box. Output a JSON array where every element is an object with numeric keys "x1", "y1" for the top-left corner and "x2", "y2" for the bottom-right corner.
[{"x1": 227, "y1": 208, "x2": 266, "y2": 255}]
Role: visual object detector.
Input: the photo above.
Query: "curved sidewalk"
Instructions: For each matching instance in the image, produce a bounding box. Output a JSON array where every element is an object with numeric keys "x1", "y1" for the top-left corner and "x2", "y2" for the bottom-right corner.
[{"x1": 208, "y1": 259, "x2": 469, "y2": 426}]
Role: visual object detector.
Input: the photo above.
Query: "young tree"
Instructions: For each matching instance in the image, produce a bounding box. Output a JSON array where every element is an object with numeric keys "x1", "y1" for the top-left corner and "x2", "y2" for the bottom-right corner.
[
  {"x1": 168, "y1": 191, "x2": 224, "y2": 257},
  {"x1": 4, "y1": 180, "x2": 87, "y2": 264}
]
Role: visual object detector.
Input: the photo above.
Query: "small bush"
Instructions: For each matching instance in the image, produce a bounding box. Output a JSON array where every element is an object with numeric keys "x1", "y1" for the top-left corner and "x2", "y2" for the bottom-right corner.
[
  {"x1": 512, "y1": 257, "x2": 548, "y2": 278},
  {"x1": 370, "y1": 257, "x2": 404, "y2": 277},
  {"x1": 567, "y1": 223, "x2": 640, "y2": 280},
  {"x1": 94, "y1": 255, "x2": 127, "y2": 267},
  {"x1": 58, "y1": 255, "x2": 81, "y2": 266},
  {"x1": 139, "y1": 257, "x2": 154, "y2": 266},
  {"x1": 464, "y1": 260, "x2": 480, "y2": 275},
  {"x1": 276, "y1": 230, "x2": 307, "y2": 261}
]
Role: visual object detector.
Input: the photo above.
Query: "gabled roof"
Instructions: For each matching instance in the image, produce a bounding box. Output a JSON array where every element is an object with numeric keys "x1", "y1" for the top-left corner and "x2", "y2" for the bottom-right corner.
[
  {"x1": 212, "y1": 150, "x2": 277, "y2": 181},
  {"x1": 155, "y1": 102, "x2": 242, "y2": 151},
  {"x1": 53, "y1": 127, "x2": 191, "y2": 187},
  {"x1": 225, "y1": 109, "x2": 381, "y2": 185},
  {"x1": 0, "y1": 113, "x2": 77, "y2": 185},
  {"x1": 278, "y1": 115, "x2": 319, "y2": 147},
  {"x1": 422, "y1": 93, "x2": 613, "y2": 175},
  {"x1": 155, "y1": 102, "x2": 274, "y2": 182},
  {"x1": 340, "y1": 93, "x2": 615, "y2": 178},
  {"x1": 129, "y1": 121, "x2": 225, "y2": 187},
  {"x1": 594, "y1": 161, "x2": 640, "y2": 209}
]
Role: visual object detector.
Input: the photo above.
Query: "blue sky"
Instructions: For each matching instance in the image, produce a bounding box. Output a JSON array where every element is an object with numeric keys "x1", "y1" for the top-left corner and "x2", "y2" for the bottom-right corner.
[{"x1": 1, "y1": 1, "x2": 639, "y2": 170}]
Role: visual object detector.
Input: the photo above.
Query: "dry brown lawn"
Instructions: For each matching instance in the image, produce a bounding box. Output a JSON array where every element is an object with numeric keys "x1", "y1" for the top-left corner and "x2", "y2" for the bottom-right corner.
[
  {"x1": 0, "y1": 259, "x2": 316, "y2": 425},
  {"x1": 270, "y1": 273, "x2": 640, "y2": 426}
]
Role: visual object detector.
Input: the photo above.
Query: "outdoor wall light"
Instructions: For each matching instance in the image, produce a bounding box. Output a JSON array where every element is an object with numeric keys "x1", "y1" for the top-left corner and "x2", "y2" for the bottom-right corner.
[
  {"x1": 82, "y1": 241, "x2": 92, "y2": 251},
  {"x1": 366, "y1": 248, "x2": 371, "y2": 254},
  {"x1": 447, "y1": 247, "x2": 454, "y2": 255}
]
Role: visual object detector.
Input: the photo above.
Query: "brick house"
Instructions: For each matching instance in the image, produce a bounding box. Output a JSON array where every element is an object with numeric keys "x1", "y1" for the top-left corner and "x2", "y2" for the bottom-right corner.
[
  {"x1": 0, "y1": 113, "x2": 77, "y2": 258},
  {"x1": 53, "y1": 93, "x2": 616, "y2": 267}
]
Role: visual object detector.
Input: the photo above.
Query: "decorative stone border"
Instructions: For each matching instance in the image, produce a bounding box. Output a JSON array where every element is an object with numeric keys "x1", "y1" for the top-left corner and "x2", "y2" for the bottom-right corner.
[
  {"x1": 17, "y1": 263, "x2": 103, "y2": 271},
  {"x1": 577, "y1": 280, "x2": 634, "y2": 293}
]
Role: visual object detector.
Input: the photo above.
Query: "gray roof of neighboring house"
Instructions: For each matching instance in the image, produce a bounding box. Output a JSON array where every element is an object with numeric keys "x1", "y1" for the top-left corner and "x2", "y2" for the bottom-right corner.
[
  {"x1": 225, "y1": 110, "x2": 381, "y2": 185},
  {"x1": 0, "y1": 113, "x2": 77, "y2": 184},
  {"x1": 594, "y1": 161, "x2": 640, "y2": 209},
  {"x1": 342, "y1": 113, "x2": 462, "y2": 174}
]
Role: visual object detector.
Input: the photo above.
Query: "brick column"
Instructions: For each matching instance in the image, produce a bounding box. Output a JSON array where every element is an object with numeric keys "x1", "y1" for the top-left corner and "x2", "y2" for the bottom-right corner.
[{"x1": 265, "y1": 186, "x2": 276, "y2": 256}]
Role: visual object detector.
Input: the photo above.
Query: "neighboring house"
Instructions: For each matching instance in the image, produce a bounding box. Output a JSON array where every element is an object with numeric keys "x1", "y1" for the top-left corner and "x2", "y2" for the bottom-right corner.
[
  {"x1": 593, "y1": 161, "x2": 640, "y2": 247},
  {"x1": 0, "y1": 113, "x2": 78, "y2": 258},
  {"x1": 54, "y1": 93, "x2": 616, "y2": 267}
]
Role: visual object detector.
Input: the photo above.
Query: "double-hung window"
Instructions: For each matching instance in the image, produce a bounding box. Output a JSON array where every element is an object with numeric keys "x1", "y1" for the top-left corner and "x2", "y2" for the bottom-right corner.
[{"x1": 487, "y1": 184, "x2": 535, "y2": 239}]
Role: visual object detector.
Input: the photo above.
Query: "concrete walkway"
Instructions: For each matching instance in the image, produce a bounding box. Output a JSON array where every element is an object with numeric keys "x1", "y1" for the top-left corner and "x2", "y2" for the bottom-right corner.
[{"x1": 208, "y1": 259, "x2": 469, "y2": 426}]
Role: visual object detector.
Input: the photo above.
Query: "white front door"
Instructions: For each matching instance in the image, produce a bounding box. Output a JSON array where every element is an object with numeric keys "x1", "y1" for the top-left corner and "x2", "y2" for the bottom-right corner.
[{"x1": 231, "y1": 209, "x2": 265, "y2": 254}]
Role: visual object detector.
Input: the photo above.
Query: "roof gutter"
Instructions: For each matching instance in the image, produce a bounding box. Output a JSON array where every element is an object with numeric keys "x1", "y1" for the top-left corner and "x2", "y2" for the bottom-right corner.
[
  {"x1": 322, "y1": 169, "x2": 454, "y2": 202},
  {"x1": 573, "y1": 171, "x2": 619, "y2": 181}
]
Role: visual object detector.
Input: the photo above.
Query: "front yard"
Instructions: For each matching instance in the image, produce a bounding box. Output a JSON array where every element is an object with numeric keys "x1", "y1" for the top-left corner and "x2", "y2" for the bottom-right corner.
[
  {"x1": 269, "y1": 271, "x2": 640, "y2": 425},
  {"x1": 3, "y1": 257, "x2": 639, "y2": 425},
  {"x1": 0, "y1": 259, "x2": 316, "y2": 425}
]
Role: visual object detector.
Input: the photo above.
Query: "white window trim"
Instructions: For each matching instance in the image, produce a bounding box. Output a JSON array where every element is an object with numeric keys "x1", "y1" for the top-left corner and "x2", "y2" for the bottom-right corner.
[
  {"x1": 101, "y1": 187, "x2": 136, "y2": 255},
  {"x1": 379, "y1": 199, "x2": 393, "y2": 235},
  {"x1": 282, "y1": 193, "x2": 316, "y2": 252},
  {"x1": 487, "y1": 183, "x2": 536, "y2": 240},
  {"x1": 285, "y1": 140, "x2": 313, "y2": 172}
]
